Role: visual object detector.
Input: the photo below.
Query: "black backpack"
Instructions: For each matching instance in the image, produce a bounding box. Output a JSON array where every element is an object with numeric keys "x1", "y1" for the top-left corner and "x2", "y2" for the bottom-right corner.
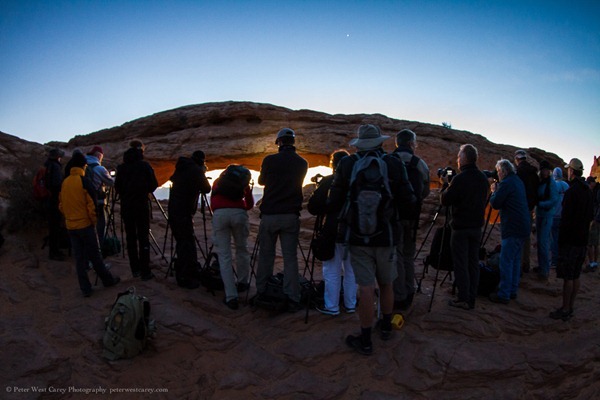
[
  {"x1": 213, "y1": 164, "x2": 251, "y2": 200},
  {"x1": 425, "y1": 226, "x2": 453, "y2": 271},
  {"x1": 341, "y1": 152, "x2": 394, "y2": 246},
  {"x1": 398, "y1": 155, "x2": 423, "y2": 220}
]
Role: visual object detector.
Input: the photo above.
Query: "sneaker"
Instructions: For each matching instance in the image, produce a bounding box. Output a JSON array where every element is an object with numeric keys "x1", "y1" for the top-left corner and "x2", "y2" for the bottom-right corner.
[
  {"x1": 345, "y1": 307, "x2": 356, "y2": 314},
  {"x1": 489, "y1": 293, "x2": 510, "y2": 304},
  {"x1": 549, "y1": 308, "x2": 572, "y2": 321},
  {"x1": 316, "y1": 306, "x2": 340, "y2": 316},
  {"x1": 223, "y1": 298, "x2": 239, "y2": 310},
  {"x1": 346, "y1": 334, "x2": 373, "y2": 355},
  {"x1": 448, "y1": 299, "x2": 471, "y2": 310}
]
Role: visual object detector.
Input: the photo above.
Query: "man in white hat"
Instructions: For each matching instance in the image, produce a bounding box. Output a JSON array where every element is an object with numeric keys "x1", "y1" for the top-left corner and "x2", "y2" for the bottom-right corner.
[
  {"x1": 550, "y1": 158, "x2": 593, "y2": 321},
  {"x1": 328, "y1": 124, "x2": 415, "y2": 355}
]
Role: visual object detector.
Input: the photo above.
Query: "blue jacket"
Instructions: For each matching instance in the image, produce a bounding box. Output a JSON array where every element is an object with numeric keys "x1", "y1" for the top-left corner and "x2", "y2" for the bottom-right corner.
[
  {"x1": 490, "y1": 172, "x2": 530, "y2": 239},
  {"x1": 536, "y1": 177, "x2": 560, "y2": 218}
]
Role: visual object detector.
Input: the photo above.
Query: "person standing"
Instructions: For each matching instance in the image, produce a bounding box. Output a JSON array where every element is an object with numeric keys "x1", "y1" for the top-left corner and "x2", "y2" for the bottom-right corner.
[
  {"x1": 168, "y1": 151, "x2": 212, "y2": 289},
  {"x1": 328, "y1": 125, "x2": 415, "y2": 355},
  {"x1": 551, "y1": 167, "x2": 569, "y2": 268},
  {"x1": 45, "y1": 148, "x2": 65, "y2": 261},
  {"x1": 533, "y1": 160, "x2": 560, "y2": 280},
  {"x1": 211, "y1": 164, "x2": 254, "y2": 309},
  {"x1": 114, "y1": 140, "x2": 158, "y2": 281},
  {"x1": 440, "y1": 144, "x2": 489, "y2": 310},
  {"x1": 255, "y1": 128, "x2": 308, "y2": 312},
  {"x1": 391, "y1": 129, "x2": 430, "y2": 310},
  {"x1": 85, "y1": 146, "x2": 115, "y2": 244},
  {"x1": 307, "y1": 149, "x2": 357, "y2": 316},
  {"x1": 514, "y1": 149, "x2": 539, "y2": 273},
  {"x1": 59, "y1": 152, "x2": 120, "y2": 297},
  {"x1": 584, "y1": 177, "x2": 599, "y2": 272},
  {"x1": 488, "y1": 159, "x2": 530, "y2": 304},
  {"x1": 549, "y1": 158, "x2": 593, "y2": 320}
]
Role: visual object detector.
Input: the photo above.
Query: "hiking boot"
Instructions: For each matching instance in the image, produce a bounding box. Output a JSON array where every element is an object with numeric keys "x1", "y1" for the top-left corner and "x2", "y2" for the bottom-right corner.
[
  {"x1": 489, "y1": 293, "x2": 510, "y2": 304},
  {"x1": 376, "y1": 319, "x2": 393, "y2": 341},
  {"x1": 448, "y1": 299, "x2": 471, "y2": 310},
  {"x1": 345, "y1": 334, "x2": 373, "y2": 356},
  {"x1": 224, "y1": 298, "x2": 239, "y2": 310},
  {"x1": 549, "y1": 308, "x2": 572, "y2": 321},
  {"x1": 316, "y1": 306, "x2": 340, "y2": 316}
]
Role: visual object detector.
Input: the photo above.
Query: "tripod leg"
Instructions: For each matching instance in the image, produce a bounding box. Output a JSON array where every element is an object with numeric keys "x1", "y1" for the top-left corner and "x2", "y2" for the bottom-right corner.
[{"x1": 246, "y1": 237, "x2": 260, "y2": 303}]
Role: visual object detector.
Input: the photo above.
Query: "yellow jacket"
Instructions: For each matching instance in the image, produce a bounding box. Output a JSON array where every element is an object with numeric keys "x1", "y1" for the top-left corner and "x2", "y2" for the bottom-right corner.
[{"x1": 59, "y1": 167, "x2": 97, "y2": 230}]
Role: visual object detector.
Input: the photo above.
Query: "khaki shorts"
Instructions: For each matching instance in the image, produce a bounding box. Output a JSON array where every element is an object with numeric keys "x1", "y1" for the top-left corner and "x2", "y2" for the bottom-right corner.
[
  {"x1": 349, "y1": 246, "x2": 397, "y2": 286},
  {"x1": 588, "y1": 221, "x2": 600, "y2": 246}
]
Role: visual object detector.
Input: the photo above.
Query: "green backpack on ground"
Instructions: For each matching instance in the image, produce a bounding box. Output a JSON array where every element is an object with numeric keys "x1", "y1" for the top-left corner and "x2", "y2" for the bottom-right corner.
[{"x1": 102, "y1": 287, "x2": 155, "y2": 360}]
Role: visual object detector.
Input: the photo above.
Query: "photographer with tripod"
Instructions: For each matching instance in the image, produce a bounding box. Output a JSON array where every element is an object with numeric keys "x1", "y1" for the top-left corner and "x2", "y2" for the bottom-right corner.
[
  {"x1": 84, "y1": 146, "x2": 114, "y2": 245},
  {"x1": 168, "y1": 151, "x2": 212, "y2": 289},
  {"x1": 210, "y1": 164, "x2": 254, "y2": 309},
  {"x1": 391, "y1": 129, "x2": 430, "y2": 311},
  {"x1": 488, "y1": 159, "x2": 530, "y2": 304},
  {"x1": 307, "y1": 149, "x2": 357, "y2": 316},
  {"x1": 114, "y1": 140, "x2": 159, "y2": 281},
  {"x1": 440, "y1": 144, "x2": 489, "y2": 311}
]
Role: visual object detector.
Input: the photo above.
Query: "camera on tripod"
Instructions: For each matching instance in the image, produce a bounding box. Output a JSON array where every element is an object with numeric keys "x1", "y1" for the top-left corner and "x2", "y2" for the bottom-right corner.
[
  {"x1": 437, "y1": 167, "x2": 456, "y2": 182},
  {"x1": 483, "y1": 169, "x2": 499, "y2": 182},
  {"x1": 310, "y1": 174, "x2": 324, "y2": 185}
]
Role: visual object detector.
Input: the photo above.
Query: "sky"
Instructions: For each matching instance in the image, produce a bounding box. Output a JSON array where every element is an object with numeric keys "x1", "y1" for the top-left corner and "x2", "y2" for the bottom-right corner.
[{"x1": 1, "y1": 0, "x2": 599, "y2": 175}]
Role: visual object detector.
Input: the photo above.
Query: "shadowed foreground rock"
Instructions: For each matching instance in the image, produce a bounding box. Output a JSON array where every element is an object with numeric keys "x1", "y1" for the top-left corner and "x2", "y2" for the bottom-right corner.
[{"x1": 1, "y1": 190, "x2": 599, "y2": 399}]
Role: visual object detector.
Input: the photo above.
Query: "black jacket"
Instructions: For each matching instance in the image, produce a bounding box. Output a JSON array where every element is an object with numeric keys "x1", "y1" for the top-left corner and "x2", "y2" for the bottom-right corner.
[
  {"x1": 441, "y1": 163, "x2": 489, "y2": 230},
  {"x1": 307, "y1": 174, "x2": 344, "y2": 242},
  {"x1": 258, "y1": 145, "x2": 308, "y2": 215},
  {"x1": 559, "y1": 177, "x2": 593, "y2": 246},
  {"x1": 327, "y1": 149, "x2": 416, "y2": 247},
  {"x1": 115, "y1": 148, "x2": 158, "y2": 208},
  {"x1": 168, "y1": 157, "x2": 211, "y2": 218},
  {"x1": 516, "y1": 160, "x2": 539, "y2": 211}
]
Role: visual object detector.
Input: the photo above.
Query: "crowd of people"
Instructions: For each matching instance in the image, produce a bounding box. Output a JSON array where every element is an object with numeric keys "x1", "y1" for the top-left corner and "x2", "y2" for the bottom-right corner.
[{"x1": 40, "y1": 126, "x2": 599, "y2": 355}]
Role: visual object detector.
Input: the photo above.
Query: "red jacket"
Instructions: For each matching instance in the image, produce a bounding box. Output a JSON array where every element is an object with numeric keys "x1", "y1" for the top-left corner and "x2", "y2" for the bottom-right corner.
[{"x1": 210, "y1": 178, "x2": 254, "y2": 211}]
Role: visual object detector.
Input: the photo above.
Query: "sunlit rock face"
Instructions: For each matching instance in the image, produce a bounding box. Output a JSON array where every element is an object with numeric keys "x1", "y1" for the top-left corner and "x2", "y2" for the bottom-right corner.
[{"x1": 2, "y1": 101, "x2": 565, "y2": 188}]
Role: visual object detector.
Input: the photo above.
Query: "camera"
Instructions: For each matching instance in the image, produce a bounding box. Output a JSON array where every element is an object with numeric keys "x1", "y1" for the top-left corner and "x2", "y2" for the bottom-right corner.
[
  {"x1": 310, "y1": 174, "x2": 324, "y2": 185},
  {"x1": 483, "y1": 169, "x2": 499, "y2": 181},
  {"x1": 437, "y1": 167, "x2": 456, "y2": 182},
  {"x1": 109, "y1": 169, "x2": 116, "y2": 177}
]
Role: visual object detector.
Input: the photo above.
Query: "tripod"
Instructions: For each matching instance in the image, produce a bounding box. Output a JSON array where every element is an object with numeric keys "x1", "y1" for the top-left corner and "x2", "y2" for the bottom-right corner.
[
  {"x1": 148, "y1": 194, "x2": 169, "y2": 265},
  {"x1": 300, "y1": 214, "x2": 322, "y2": 323}
]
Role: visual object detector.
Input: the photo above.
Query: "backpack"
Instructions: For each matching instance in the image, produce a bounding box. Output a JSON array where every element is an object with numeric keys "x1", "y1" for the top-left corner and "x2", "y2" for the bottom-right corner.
[
  {"x1": 198, "y1": 253, "x2": 225, "y2": 293},
  {"x1": 102, "y1": 287, "x2": 155, "y2": 360},
  {"x1": 342, "y1": 152, "x2": 394, "y2": 245},
  {"x1": 251, "y1": 273, "x2": 317, "y2": 313},
  {"x1": 398, "y1": 154, "x2": 423, "y2": 220},
  {"x1": 213, "y1": 164, "x2": 251, "y2": 200},
  {"x1": 85, "y1": 162, "x2": 107, "y2": 201},
  {"x1": 425, "y1": 226, "x2": 453, "y2": 271},
  {"x1": 32, "y1": 166, "x2": 51, "y2": 201}
]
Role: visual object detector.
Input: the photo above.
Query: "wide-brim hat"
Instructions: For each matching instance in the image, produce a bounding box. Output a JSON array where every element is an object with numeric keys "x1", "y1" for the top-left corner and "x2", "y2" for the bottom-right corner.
[
  {"x1": 349, "y1": 124, "x2": 389, "y2": 150},
  {"x1": 564, "y1": 158, "x2": 584, "y2": 172}
]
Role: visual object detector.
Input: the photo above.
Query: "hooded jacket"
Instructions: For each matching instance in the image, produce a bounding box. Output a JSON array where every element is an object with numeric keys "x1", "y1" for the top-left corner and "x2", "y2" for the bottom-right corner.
[
  {"x1": 114, "y1": 148, "x2": 158, "y2": 208},
  {"x1": 168, "y1": 156, "x2": 211, "y2": 217},
  {"x1": 59, "y1": 167, "x2": 97, "y2": 230}
]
